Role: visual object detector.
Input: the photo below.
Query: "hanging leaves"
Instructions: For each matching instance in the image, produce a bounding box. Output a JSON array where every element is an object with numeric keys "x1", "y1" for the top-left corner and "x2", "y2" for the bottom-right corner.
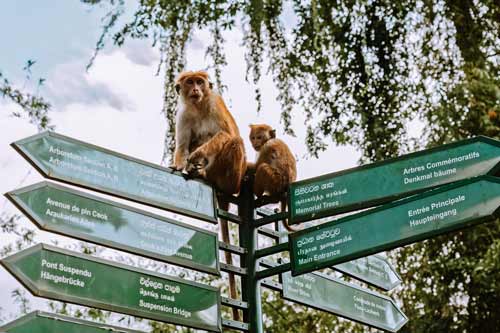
[
  {"x1": 82, "y1": 0, "x2": 499, "y2": 163},
  {"x1": 1, "y1": 68, "x2": 53, "y2": 131}
]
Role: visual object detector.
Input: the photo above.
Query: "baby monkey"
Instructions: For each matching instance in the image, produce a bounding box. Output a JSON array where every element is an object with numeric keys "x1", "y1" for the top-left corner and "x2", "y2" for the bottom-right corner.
[{"x1": 248, "y1": 124, "x2": 297, "y2": 232}]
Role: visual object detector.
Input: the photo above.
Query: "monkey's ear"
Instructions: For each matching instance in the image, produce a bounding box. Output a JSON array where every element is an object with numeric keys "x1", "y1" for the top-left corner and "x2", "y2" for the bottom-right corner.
[
  {"x1": 175, "y1": 83, "x2": 181, "y2": 94},
  {"x1": 270, "y1": 129, "x2": 276, "y2": 138},
  {"x1": 208, "y1": 81, "x2": 214, "y2": 90}
]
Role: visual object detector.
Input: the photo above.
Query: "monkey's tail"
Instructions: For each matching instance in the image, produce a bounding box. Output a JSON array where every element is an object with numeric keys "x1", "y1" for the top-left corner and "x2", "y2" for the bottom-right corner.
[
  {"x1": 218, "y1": 199, "x2": 241, "y2": 322},
  {"x1": 281, "y1": 199, "x2": 299, "y2": 233}
]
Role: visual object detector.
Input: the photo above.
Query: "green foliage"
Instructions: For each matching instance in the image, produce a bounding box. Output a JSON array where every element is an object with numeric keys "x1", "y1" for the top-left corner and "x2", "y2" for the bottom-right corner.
[
  {"x1": 82, "y1": 0, "x2": 498, "y2": 163},
  {"x1": 0, "y1": 61, "x2": 53, "y2": 131},
  {"x1": 393, "y1": 223, "x2": 500, "y2": 333}
]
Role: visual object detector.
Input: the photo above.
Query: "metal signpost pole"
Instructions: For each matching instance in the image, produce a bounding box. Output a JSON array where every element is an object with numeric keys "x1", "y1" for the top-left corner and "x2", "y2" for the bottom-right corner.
[{"x1": 238, "y1": 178, "x2": 263, "y2": 333}]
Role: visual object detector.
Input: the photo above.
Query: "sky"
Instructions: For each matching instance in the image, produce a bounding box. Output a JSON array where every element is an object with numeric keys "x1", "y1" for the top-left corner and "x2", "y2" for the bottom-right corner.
[{"x1": 0, "y1": 0, "x2": 361, "y2": 328}]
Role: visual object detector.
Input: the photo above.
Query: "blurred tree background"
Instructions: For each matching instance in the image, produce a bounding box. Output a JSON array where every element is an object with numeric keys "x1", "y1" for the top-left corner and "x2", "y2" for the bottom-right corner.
[{"x1": 3, "y1": 0, "x2": 499, "y2": 332}]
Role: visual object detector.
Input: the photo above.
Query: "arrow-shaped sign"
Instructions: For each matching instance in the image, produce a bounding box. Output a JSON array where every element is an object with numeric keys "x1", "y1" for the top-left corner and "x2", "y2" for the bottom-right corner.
[
  {"x1": 334, "y1": 254, "x2": 401, "y2": 291},
  {"x1": 282, "y1": 271, "x2": 408, "y2": 332},
  {"x1": 290, "y1": 175, "x2": 500, "y2": 276},
  {"x1": 289, "y1": 136, "x2": 500, "y2": 224},
  {"x1": 1, "y1": 311, "x2": 143, "y2": 333},
  {"x1": 1, "y1": 244, "x2": 221, "y2": 332},
  {"x1": 11, "y1": 131, "x2": 217, "y2": 223},
  {"x1": 6, "y1": 181, "x2": 219, "y2": 275},
  {"x1": 269, "y1": 207, "x2": 402, "y2": 291}
]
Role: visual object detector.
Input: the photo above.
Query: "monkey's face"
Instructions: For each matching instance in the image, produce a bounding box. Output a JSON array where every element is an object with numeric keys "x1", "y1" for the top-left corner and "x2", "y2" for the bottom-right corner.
[
  {"x1": 250, "y1": 130, "x2": 272, "y2": 151},
  {"x1": 249, "y1": 124, "x2": 276, "y2": 151},
  {"x1": 180, "y1": 76, "x2": 209, "y2": 104},
  {"x1": 185, "y1": 154, "x2": 208, "y2": 178}
]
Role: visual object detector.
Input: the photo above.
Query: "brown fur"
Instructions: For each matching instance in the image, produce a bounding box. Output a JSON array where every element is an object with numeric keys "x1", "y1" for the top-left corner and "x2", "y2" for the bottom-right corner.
[
  {"x1": 172, "y1": 71, "x2": 244, "y2": 321},
  {"x1": 250, "y1": 124, "x2": 296, "y2": 195},
  {"x1": 249, "y1": 124, "x2": 298, "y2": 232},
  {"x1": 186, "y1": 132, "x2": 247, "y2": 195}
]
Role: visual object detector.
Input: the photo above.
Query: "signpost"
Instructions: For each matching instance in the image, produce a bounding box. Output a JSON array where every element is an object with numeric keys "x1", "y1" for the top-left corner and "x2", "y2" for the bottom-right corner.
[
  {"x1": 11, "y1": 131, "x2": 217, "y2": 223},
  {"x1": 5, "y1": 132, "x2": 500, "y2": 333},
  {"x1": 0, "y1": 244, "x2": 221, "y2": 332},
  {"x1": 334, "y1": 254, "x2": 401, "y2": 291},
  {"x1": 6, "y1": 181, "x2": 219, "y2": 275},
  {"x1": 0, "y1": 311, "x2": 143, "y2": 333},
  {"x1": 290, "y1": 176, "x2": 500, "y2": 276},
  {"x1": 289, "y1": 136, "x2": 500, "y2": 224},
  {"x1": 282, "y1": 271, "x2": 407, "y2": 332}
]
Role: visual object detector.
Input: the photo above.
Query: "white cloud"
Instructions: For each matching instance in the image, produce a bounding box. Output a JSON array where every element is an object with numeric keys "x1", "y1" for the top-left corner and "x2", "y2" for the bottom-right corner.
[
  {"x1": 121, "y1": 39, "x2": 160, "y2": 67},
  {"x1": 44, "y1": 58, "x2": 132, "y2": 112}
]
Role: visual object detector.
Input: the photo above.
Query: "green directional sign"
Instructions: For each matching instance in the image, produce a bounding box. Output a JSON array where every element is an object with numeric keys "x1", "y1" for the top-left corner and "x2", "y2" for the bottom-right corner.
[
  {"x1": 1, "y1": 244, "x2": 221, "y2": 332},
  {"x1": 12, "y1": 131, "x2": 216, "y2": 223},
  {"x1": 290, "y1": 176, "x2": 500, "y2": 276},
  {"x1": 273, "y1": 209, "x2": 401, "y2": 291},
  {"x1": 290, "y1": 136, "x2": 500, "y2": 223},
  {"x1": 1, "y1": 311, "x2": 143, "y2": 333},
  {"x1": 334, "y1": 254, "x2": 401, "y2": 291},
  {"x1": 6, "y1": 182, "x2": 219, "y2": 275},
  {"x1": 282, "y1": 271, "x2": 407, "y2": 332}
]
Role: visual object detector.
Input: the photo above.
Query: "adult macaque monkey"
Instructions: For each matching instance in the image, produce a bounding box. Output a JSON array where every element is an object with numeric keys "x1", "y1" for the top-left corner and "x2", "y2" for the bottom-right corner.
[
  {"x1": 171, "y1": 70, "x2": 244, "y2": 321},
  {"x1": 171, "y1": 70, "x2": 240, "y2": 172}
]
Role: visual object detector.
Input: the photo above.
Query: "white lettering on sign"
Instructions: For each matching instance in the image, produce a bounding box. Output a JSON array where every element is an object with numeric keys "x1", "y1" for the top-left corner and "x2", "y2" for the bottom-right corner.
[
  {"x1": 402, "y1": 151, "x2": 481, "y2": 184},
  {"x1": 294, "y1": 184, "x2": 320, "y2": 197},
  {"x1": 48, "y1": 157, "x2": 118, "y2": 182},
  {"x1": 46, "y1": 197, "x2": 71, "y2": 210},
  {"x1": 41, "y1": 259, "x2": 92, "y2": 278},
  {"x1": 319, "y1": 235, "x2": 352, "y2": 251},
  {"x1": 408, "y1": 194, "x2": 466, "y2": 228},
  {"x1": 45, "y1": 208, "x2": 97, "y2": 228},
  {"x1": 293, "y1": 178, "x2": 348, "y2": 217},
  {"x1": 404, "y1": 172, "x2": 433, "y2": 184},
  {"x1": 297, "y1": 236, "x2": 315, "y2": 248},
  {"x1": 44, "y1": 196, "x2": 109, "y2": 227},
  {"x1": 41, "y1": 271, "x2": 85, "y2": 288},
  {"x1": 295, "y1": 228, "x2": 353, "y2": 266},
  {"x1": 140, "y1": 276, "x2": 163, "y2": 290},
  {"x1": 40, "y1": 258, "x2": 91, "y2": 288},
  {"x1": 140, "y1": 288, "x2": 159, "y2": 300},
  {"x1": 296, "y1": 204, "x2": 322, "y2": 215},
  {"x1": 353, "y1": 295, "x2": 384, "y2": 317},
  {"x1": 137, "y1": 275, "x2": 190, "y2": 312},
  {"x1": 49, "y1": 145, "x2": 118, "y2": 173},
  {"x1": 58, "y1": 263, "x2": 92, "y2": 277},
  {"x1": 49, "y1": 146, "x2": 82, "y2": 162},
  {"x1": 315, "y1": 228, "x2": 341, "y2": 241}
]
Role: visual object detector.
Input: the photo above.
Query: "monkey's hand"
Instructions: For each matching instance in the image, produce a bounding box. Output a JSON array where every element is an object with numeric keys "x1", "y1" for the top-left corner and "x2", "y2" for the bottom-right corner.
[{"x1": 169, "y1": 162, "x2": 186, "y2": 172}]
